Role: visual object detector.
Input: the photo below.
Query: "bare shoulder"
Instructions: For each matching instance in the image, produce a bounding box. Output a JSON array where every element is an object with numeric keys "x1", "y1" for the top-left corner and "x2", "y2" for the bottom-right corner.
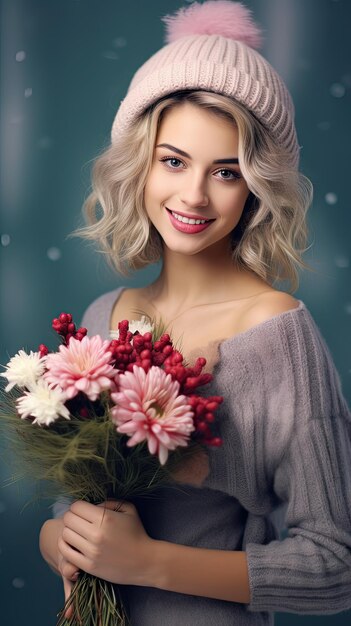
[
  {"x1": 245, "y1": 290, "x2": 300, "y2": 327},
  {"x1": 110, "y1": 287, "x2": 141, "y2": 328}
]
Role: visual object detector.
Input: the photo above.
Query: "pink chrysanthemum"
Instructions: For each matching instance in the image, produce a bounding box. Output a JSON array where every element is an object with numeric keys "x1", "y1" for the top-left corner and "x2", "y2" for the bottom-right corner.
[
  {"x1": 111, "y1": 365, "x2": 195, "y2": 465},
  {"x1": 44, "y1": 335, "x2": 116, "y2": 401}
]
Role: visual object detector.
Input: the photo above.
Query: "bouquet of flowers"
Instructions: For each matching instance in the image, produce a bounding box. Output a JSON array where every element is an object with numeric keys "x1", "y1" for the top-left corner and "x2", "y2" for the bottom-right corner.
[{"x1": 1, "y1": 311, "x2": 223, "y2": 625}]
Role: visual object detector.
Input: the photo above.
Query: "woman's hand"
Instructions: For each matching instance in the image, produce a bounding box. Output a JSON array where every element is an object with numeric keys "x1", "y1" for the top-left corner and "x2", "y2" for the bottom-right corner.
[
  {"x1": 39, "y1": 518, "x2": 79, "y2": 620},
  {"x1": 58, "y1": 499, "x2": 157, "y2": 586},
  {"x1": 57, "y1": 551, "x2": 79, "y2": 621}
]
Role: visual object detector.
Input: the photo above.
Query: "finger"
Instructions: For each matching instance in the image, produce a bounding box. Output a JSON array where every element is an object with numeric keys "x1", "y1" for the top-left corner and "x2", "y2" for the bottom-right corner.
[
  {"x1": 58, "y1": 537, "x2": 88, "y2": 572},
  {"x1": 69, "y1": 500, "x2": 100, "y2": 523},
  {"x1": 63, "y1": 576, "x2": 74, "y2": 620},
  {"x1": 63, "y1": 510, "x2": 94, "y2": 538},
  {"x1": 97, "y1": 500, "x2": 128, "y2": 513},
  {"x1": 59, "y1": 555, "x2": 80, "y2": 581},
  {"x1": 99, "y1": 500, "x2": 138, "y2": 516},
  {"x1": 63, "y1": 576, "x2": 73, "y2": 601},
  {"x1": 62, "y1": 526, "x2": 92, "y2": 556},
  {"x1": 65, "y1": 603, "x2": 73, "y2": 621}
]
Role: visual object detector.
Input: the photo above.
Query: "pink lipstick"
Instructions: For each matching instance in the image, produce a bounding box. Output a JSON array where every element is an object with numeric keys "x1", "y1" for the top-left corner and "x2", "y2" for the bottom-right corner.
[{"x1": 166, "y1": 208, "x2": 214, "y2": 234}]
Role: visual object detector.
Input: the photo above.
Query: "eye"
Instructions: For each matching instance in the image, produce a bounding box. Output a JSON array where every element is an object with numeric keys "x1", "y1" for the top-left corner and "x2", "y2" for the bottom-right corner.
[
  {"x1": 159, "y1": 156, "x2": 185, "y2": 169},
  {"x1": 159, "y1": 156, "x2": 241, "y2": 182},
  {"x1": 214, "y1": 168, "x2": 241, "y2": 181}
]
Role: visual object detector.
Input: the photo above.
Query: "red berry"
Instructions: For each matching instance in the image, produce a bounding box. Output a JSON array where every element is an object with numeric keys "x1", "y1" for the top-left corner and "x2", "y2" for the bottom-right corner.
[
  {"x1": 197, "y1": 422, "x2": 208, "y2": 433},
  {"x1": 140, "y1": 349, "x2": 151, "y2": 359},
  {"x1": 206, "y1": 401, "x2": 218, "y2": 411},
  {"x1": 38, "y1": 344, "x2": 49, "y2": 357},
  {"x1": 59, "y1": 313, "x2": 69, "y2": 323},
  {"x1": 210, "y1": 437, "x2": 223, "y2": 447},
  {"x1": 205, "y1": 412, "x2": 215, "y2": 422}
]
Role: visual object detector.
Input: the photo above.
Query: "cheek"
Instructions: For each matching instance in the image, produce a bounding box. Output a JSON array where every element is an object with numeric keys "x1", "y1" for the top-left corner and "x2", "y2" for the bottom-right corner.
[
  {"x1": 143, "y1": 175, "x2": 153, "y2": 209},
  {"x1": 144, "y1": 167, "x2": 169, "y2": 201},
  {"x1": 145, "y1": 165, "x2": 182, "y2": 209},
  {"x1": 220, "y1": 187, "x2": 250, "y2": 219}
]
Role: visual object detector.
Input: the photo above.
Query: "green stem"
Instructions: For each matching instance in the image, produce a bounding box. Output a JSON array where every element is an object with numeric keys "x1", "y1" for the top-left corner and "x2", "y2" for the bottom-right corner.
[{"x1": 56, "y1": 573, "x2": 130, "y2": 626}]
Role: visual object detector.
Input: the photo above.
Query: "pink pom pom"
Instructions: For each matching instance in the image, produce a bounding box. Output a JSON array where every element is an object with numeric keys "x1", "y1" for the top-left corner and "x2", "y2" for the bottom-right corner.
[{"x1": 162, "y1": 0, "x2": 262, "y2": 49}]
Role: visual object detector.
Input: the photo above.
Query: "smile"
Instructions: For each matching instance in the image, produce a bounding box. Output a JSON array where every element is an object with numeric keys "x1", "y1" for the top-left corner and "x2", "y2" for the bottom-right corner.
[
  {"x1": 171, "y1": 211, "x2": 209, "y2": 225},
  {"x1": 166, "y1": 208, "x2": 215, "y2": 234}
]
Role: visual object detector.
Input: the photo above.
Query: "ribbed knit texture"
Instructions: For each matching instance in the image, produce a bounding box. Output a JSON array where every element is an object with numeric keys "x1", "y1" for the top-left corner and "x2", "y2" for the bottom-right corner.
[
  {"x1": 80, "y1": 287, "x2": 351, "y2": 625},
  {"x1": 111, "y1": 34, "x2": 299, "y2": 168}
]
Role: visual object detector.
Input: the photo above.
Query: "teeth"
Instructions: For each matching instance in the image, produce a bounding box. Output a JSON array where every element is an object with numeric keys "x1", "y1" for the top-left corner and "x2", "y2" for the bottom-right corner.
[{"x1": 171, "y1": 211, "x2": 208, "y2": 225}]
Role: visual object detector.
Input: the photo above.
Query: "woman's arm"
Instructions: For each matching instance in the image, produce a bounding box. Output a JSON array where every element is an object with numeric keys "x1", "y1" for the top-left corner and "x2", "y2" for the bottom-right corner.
[
  {"x1": 151, "y1": 541, "x2": 250, "y2": 603},
  {"x1": 59, "y1": 499, "x2": 251, "y2": 603},
  {"x1": 39, "y1": 518, "x2": 64, "y2": 574}
]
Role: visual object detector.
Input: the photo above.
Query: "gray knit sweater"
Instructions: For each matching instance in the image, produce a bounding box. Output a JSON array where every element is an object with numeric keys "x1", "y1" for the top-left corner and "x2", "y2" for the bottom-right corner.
[{"x1": 80, "y1": 286, "x2": 351, "y2": 625}]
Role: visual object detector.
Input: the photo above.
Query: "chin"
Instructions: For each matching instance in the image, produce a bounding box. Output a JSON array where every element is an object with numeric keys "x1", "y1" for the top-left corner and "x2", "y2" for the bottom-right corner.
[{"x1": 163, "y1": 243, "x2": 204, "y2": 256}]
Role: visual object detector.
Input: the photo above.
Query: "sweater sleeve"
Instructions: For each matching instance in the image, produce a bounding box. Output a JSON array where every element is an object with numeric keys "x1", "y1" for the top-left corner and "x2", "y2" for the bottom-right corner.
[{"x1": 244, "y1": 310, "x2": 351, "y2": 614}]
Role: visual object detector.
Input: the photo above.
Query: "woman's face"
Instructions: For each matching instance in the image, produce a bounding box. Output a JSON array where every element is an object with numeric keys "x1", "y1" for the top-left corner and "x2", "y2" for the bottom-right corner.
[{"x1": 144, "y1": 102, "x2": 250, "y2": 257}]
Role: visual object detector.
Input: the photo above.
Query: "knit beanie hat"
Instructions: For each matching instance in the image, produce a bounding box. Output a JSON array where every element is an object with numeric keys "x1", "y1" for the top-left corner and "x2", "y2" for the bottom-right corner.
[{"x1": 111, "y1": 1, "x2": 300, "y2": 168}]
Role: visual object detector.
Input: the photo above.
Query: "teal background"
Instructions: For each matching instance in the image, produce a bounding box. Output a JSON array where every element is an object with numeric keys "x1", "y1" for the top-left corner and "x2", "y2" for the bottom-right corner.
[{"x1": 1, "y1": 0, "x2": 350, "y2": 624}]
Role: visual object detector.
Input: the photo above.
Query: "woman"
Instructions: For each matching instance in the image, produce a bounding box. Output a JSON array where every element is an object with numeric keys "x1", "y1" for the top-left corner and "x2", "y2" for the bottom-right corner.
[{"x1": 39, "y1": 2, "x2": 351, "y2": 624}]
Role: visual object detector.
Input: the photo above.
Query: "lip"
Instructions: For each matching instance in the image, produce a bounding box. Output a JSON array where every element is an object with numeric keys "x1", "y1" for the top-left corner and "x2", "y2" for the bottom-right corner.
[
  {"x1": 166, "y1": 208, "x2": 214, "y2": 234},
  {"x1": 166, "y1": 207, "x2": 215, "y2": 221}
]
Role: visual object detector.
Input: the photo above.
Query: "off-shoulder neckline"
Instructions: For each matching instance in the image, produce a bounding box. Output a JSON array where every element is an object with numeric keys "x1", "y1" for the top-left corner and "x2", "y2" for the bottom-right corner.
[{"x1": 108, "y1": 286, "x2": 306, "y2": 355}]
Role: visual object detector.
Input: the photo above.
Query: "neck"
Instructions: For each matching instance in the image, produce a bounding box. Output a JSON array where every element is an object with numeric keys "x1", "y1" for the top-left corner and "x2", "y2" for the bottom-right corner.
[{"x1": 147, "y1": 239, "x2": 259, "y2": 308}]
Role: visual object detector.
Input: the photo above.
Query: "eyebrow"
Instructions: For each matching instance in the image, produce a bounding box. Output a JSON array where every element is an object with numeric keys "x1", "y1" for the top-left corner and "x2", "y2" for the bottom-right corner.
[{"x1": 156, "y1": 143, "x2": 239, "y2": 164}]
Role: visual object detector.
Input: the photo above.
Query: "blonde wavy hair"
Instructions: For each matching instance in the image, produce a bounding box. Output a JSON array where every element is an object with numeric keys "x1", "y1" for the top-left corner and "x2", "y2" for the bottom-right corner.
[{"x1": 74, "y1": 90, "x2": 314, "y2": 293}]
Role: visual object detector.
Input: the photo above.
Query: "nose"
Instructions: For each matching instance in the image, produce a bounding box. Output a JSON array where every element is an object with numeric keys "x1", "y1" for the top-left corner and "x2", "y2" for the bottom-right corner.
[{"x1": 179, "y1": 173, "x2": 209, "y2": 208}]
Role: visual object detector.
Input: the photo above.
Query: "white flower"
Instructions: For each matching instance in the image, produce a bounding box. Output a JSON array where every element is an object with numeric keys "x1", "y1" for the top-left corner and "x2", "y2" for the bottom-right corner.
[
  {"x1": 110, "y1": 315, "x2": 154, "y2": 340},
  {"x1": 16, "y1": 379, "x2": 70, "y2": 426},
  {"x1": 1, "y1": 350, "x2": 47, "y2": 392}
]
